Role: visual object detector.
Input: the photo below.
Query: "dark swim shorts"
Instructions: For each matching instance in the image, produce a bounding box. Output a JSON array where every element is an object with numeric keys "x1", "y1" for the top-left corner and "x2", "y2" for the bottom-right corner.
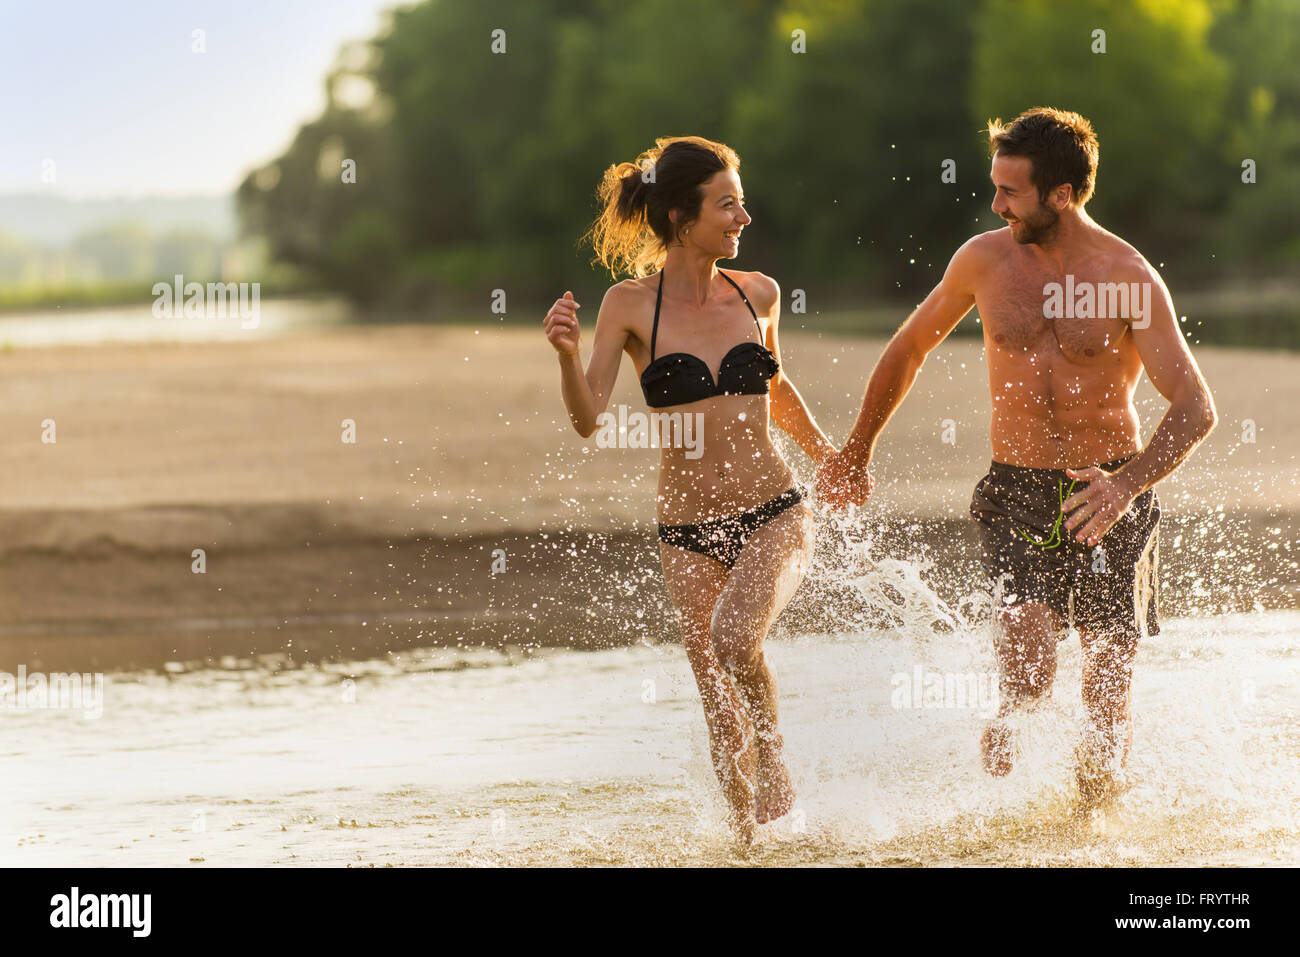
[{"x1": 969, "y1": 455, "x2": 1160, "y2": 639}]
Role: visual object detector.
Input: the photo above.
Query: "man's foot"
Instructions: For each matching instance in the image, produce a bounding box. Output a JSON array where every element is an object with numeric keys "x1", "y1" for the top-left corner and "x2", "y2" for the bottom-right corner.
[
  {"x1": 980, "y1": 719, "x2": 1016, "y2": 776},
  {"x1": 754, "y1": 733, "x2": 795, "y2": 824},
  {"x1": 1073, "y1": 740, "x2": 1126, "y2": 809}
]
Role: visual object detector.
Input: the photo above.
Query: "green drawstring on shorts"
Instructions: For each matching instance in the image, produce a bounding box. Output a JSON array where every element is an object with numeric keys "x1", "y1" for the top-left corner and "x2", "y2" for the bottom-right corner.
[{"x1": 1015, "y1": 478, "x2": 1077, "y2": 549}]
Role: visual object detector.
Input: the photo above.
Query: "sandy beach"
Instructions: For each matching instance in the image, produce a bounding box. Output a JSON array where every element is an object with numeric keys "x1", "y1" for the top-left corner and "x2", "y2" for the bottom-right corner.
[{"x1": 1, "y1": 318, "x2": 1296, "y2": 669}]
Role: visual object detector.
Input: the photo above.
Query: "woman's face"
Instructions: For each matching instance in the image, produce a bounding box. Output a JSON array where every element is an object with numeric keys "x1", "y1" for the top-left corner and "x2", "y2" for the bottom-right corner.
[{"x1": 679, "y1": 168, "x2": 751, "y2": 258}]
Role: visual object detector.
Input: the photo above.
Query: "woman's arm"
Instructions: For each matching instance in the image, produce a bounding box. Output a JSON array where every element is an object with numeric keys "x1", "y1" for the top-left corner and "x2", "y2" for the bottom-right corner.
[
  {"x1": 757, "y1": 274, "x2": 836, "y2": 466},
  {"x1": 544, "y1": 285, "x2": 631, "y2": 438}
]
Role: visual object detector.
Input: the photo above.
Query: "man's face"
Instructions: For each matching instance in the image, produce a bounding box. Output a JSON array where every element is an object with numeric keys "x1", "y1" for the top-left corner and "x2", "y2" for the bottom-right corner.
[{"x1": 990, "y1": 152, "x2": 1059, "y2": 245}]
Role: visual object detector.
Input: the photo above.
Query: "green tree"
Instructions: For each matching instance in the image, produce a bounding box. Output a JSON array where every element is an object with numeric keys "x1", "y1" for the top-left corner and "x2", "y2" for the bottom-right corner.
[
  {"x1": 731, "y1": 0, "x2": 987, "y2": 299},
  {"x1": 71, "y1": 223, "x2": 154, "y2": 281},
  {"x1": 1208, "y1": 0, "x2": 1300, "y2": 271},
  {"x1": 238, "y1": 44, "x2": 401, "y2": 304}
]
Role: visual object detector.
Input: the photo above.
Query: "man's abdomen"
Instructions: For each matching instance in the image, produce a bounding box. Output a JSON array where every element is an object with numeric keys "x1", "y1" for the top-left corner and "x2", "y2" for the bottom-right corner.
[
  {"x1": 986, "y1": 351, "x2": 1142, "y2": 468},
  {"x1": 989, "y1": 404, "x2": 1141, "y2": 468}
]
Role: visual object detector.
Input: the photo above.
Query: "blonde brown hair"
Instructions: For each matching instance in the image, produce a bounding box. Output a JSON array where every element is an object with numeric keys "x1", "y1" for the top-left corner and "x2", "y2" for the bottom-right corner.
[{"x1": 583, "y1": 135, "x2": 741, "y2": 278}]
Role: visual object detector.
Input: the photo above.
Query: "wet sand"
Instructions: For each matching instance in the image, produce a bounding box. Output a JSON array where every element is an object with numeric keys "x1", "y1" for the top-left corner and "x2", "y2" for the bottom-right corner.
[{"x1": 1, "y1": 321, "x2": 1296, "y2": 669}]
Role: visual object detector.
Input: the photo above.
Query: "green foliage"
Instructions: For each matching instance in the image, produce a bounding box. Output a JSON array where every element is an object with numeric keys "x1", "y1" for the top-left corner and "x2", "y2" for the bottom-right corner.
[
  {"x1": 236, "y1": 0, "x2": 1300, "y2": 315},
  {"x1": 328, "y1": 207, "x2": 403, "y2": 303},
  {"x1": 733, "y1": 0, "x2": 987, "y2": 297},
  {"x1": 1207, "y1": 0, "x2": 1300, "y2": 271},
  {"x1": 71, "y1": 223, "x2": 155, "y2": 280}
]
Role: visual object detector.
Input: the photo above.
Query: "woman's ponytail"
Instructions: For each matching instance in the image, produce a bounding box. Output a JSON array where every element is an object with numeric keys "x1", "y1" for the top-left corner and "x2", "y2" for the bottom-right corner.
[{"x1": 583, "y1": 136, "x2": 739, "y2": 279}]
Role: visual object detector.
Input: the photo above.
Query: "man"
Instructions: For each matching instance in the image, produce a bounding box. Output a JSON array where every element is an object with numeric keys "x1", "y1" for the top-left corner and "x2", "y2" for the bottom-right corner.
[{"x1": 816, "y1": 107, "x2": 1217, "y2": 804}]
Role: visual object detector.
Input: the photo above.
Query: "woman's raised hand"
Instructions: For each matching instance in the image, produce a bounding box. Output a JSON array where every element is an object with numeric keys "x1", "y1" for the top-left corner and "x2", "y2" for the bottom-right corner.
[{"x1": 544, "y1": 291, "x2": 582, "y2": 357}]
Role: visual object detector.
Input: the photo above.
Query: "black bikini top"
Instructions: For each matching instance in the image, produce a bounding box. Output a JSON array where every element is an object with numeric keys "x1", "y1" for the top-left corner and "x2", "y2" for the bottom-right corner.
[{"x1": 639, "y1": 269, "x2": 779, "y2": 408}]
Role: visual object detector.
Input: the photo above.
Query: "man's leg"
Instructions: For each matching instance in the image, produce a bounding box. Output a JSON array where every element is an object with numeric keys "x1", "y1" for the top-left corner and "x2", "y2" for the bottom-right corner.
[
  {"x1": 1074, "y1": 625, "x2": 1139, "y2": 804},
  {"x1": 1071, "y1": 487, "x2": 1157, "y2": 804},
  {"x1": 982, "y1": 600, "x2": 1066, "y2": 775}
]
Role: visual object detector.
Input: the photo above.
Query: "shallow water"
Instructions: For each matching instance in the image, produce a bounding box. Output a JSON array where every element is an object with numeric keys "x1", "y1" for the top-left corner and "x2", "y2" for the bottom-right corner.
[
  {"x1": 0, "y1": 297, "x2": 346, "y2": 347},
  {"x1": 3, "y1": 607, "x2": 1296, "y2": 867}
]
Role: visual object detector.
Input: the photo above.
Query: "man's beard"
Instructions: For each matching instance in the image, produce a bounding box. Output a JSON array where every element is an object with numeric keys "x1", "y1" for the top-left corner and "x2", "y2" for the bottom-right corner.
[{"x1": 1007, "y1": 203, "x2": 1060, "y2": 245}]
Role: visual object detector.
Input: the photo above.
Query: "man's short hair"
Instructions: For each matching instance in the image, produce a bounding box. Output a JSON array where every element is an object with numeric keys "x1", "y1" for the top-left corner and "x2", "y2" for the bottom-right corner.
[{"x1": 987, "y1": 107, "x2": 1099, "y2": 206}]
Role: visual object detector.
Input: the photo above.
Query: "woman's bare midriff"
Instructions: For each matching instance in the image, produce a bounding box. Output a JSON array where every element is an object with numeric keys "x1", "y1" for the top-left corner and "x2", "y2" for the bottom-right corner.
[{"x1": 654, "y1": 394, "x2": 796, "y2": 524}]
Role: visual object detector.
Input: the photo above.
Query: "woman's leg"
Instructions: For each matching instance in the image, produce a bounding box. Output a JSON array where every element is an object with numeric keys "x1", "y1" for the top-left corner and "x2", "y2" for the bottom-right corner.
[
  {"x1": 659, "y1": 543, "x2": 759, "y2": 840},
  {"x1": 710, "y1": 502, "x2": 815, "y2": 823}
]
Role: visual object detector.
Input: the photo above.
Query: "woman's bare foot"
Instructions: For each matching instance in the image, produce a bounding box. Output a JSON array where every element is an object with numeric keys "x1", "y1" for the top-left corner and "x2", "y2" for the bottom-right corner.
[
  {"x1": 712, "y1": 734, "x2": 758, "y2": 841},
  {"x1": 754, "y1": 733, "x2": 795, "y2": 824},
  {"x1": 726, "y1": 806, "x2": 759, "y2": 844},
  {"x1": 980, "y1": 719, "x2": 1016, "y2": 776}
]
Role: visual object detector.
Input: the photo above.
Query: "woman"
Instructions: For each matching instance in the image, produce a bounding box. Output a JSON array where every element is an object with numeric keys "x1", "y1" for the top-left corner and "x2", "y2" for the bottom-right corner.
[{"x1": 543, "y1": 136, "x2": 835, "y2": 841}]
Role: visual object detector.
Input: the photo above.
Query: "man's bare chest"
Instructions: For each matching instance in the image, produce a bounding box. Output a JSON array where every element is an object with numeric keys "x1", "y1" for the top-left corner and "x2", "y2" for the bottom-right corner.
[{"x1": 977, "y1": 261, "x2": 1137, "y2": 361}]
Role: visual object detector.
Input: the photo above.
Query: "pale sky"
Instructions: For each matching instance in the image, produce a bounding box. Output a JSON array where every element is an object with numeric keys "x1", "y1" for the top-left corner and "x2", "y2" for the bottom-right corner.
[{"x1": 0, "y1": 0, "x2": 399, "y2": 198}]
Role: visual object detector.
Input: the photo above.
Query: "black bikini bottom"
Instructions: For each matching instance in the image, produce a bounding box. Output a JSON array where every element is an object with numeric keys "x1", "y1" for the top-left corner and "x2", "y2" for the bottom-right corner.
[{"x1": 657, "y1": 487, "x2": 805, "y2": 569}]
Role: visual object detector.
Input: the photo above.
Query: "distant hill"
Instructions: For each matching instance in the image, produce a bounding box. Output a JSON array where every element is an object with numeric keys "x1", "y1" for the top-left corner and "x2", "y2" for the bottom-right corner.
[{"x1": 0, "y1": 193, "x2": 236, "y2": 247}]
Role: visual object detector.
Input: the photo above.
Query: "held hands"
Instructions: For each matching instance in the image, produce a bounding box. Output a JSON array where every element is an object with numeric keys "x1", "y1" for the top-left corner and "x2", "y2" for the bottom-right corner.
[
  {"x1": 1061, "y1": 465, "x2": 1139, "y2": 546},
  {"x1": 544, "y1": 291, "x2": 581, "y2": 357},
  {"x1": 815, "y1": 447, "x2": 874, "y2": 509}
]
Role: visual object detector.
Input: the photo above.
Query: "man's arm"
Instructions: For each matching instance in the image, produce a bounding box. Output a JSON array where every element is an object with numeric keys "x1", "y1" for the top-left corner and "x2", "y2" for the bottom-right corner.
[
  {"x1": 817, "y1": 237, "x2": 979, "y2": 504},
  {"x1": 1117, "y1": 268, "x2": 1218, "y2": 493},
  {"x1": 1062, "y1": 264, "x2": 1217, "y2": 544}
]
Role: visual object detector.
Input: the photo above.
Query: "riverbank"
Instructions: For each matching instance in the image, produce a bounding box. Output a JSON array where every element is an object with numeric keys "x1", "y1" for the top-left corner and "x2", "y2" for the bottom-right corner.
[{"x1": 2, "y1": 323, "x2": 1295, "y2": 670}]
